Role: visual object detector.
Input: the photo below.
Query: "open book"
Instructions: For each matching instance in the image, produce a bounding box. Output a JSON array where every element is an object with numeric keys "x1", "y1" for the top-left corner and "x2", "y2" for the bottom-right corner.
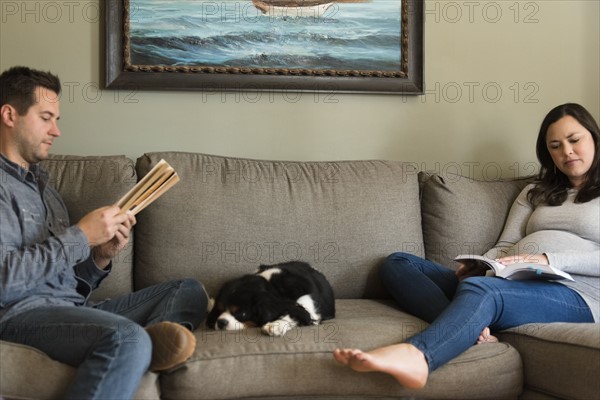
[
  {"x1": 454, "y1": 255, "x2": 574, "y2": 281},
  {"x1": 116, "y1": 159, "x2": 180, "y2": 215}
]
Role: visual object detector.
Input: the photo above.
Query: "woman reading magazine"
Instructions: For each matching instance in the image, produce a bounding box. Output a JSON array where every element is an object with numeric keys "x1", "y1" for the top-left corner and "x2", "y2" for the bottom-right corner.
[{"x1": 333, "y1": 103, "x2": 600, "y2": 389}]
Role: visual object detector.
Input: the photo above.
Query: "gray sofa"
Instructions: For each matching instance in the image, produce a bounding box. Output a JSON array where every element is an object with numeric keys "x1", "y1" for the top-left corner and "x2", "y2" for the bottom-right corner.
[{"x1": 1, "y1": 152, "x2": 598, "y2": 400}]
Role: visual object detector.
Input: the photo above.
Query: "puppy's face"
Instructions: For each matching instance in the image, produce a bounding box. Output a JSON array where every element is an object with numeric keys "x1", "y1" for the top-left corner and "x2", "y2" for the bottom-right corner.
[{"x1": 207, "y1": 275, "x2": 278, "y2": 331}]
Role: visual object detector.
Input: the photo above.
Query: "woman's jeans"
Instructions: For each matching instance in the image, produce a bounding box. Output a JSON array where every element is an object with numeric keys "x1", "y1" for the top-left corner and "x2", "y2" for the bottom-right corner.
[
  {"x1": 381, "y1": 252, "x2": 593, "y2": 372},
  {"x1": 0, "y1": 278, "x2": 208, "y2": 399}
]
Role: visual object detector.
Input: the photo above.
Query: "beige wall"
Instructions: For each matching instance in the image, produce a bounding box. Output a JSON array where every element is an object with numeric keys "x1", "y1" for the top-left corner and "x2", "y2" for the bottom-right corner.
[{"x1": 1, "y1": 0, "x2": 598, "y2": 179}]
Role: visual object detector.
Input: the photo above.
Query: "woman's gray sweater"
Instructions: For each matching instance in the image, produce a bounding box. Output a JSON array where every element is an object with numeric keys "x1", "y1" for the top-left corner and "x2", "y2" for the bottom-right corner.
[{"x1": 484, "y1": 184, "x2": 600, "y2": 322}]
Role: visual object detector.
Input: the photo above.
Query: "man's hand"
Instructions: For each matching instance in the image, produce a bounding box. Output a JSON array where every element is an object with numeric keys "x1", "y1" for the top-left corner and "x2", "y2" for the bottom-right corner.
[
  {"x1": 455, "y1": 260, "x2": 488, "y2": 281},
  {"x1": 76, "y1": 206, "x2": 136, "y2": 269}
]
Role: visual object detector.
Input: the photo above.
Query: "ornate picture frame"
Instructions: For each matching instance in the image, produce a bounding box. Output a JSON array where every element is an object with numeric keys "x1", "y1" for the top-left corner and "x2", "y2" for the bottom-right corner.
[{"x1": 105, "y1": 0, "x2": 423, "y2": 94}]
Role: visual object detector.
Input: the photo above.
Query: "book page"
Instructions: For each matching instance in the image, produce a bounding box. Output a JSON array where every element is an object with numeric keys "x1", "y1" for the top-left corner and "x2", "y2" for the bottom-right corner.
[
  {"x1": 454, "y1": 255, "x2": 505, "y2": 274},
  {"x1": 454, "y1": 255, "x2": 573, "y2": 281},
  {"x1": 117, "y1": 159, "x2": 168, "y2": 210},
  {"x1": 116, "y1": 159, "x2": 179, "y2": 215},
  {"x1": 502, "y1": 263, "x2": 574, "y2": 281}
]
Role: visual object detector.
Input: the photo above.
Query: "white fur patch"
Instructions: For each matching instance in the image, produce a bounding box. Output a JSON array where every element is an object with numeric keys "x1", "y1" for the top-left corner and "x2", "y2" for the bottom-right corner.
[
  {"x1": 257, "y1": 267, "x2": 282, "y2": 281},
  {"x1": 262, "y1": 315, "x2": 296, "y2": 336},
  {"x1": 296, "y1": 295, "x2": 320, "y2": 324}
]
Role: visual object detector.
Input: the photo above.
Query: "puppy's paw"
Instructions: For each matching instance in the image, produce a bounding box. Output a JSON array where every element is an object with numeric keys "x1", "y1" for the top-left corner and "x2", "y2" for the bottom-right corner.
[{"x1": 262, "y1": 316, "x2": 295, "y2": 336}]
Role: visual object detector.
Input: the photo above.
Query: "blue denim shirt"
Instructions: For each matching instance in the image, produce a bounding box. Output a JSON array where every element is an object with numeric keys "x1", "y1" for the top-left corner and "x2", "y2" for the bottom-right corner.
[{"x1": 0, "y1": 154, "x2": 110, "y2": 323}]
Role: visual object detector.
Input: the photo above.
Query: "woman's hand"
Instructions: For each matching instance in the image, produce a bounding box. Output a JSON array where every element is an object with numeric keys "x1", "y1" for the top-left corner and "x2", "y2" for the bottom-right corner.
[{"x1": 455, "y1": 261, "x2": 488, "y2": 281}]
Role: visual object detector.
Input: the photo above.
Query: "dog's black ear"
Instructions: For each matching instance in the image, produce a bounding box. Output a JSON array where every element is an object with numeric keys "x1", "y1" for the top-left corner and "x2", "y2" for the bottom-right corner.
[
  {"x1": 206, "y1": 302, "x2": 220, "y2": 328},
  {"x1": 254, "y1": 306, "x2": 279, "y2": 326},
  {"x1": 206, "y1": 288, "x2": 227, "y2": 328},
  {"x1": 252, "y1": 294, "x2": 282, "y2": 325}
]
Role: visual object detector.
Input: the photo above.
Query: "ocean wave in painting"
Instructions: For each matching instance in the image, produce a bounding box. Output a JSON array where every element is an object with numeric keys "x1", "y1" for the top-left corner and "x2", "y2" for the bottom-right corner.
[{"x1": 129, "y1": 0, "x2": 402, "y2": 71}]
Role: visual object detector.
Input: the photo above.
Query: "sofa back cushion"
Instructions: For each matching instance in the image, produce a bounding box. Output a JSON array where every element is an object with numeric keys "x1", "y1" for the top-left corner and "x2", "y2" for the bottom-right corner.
[
  {"x1": 41, "y1": 155, "x2": 137, "y2": 300},
  {"x1": 419, "y1": 171, "x2": 533, "y2": 268},
  {"x1": 134, "y1": 152, "x2": 423, "y2": 299}
]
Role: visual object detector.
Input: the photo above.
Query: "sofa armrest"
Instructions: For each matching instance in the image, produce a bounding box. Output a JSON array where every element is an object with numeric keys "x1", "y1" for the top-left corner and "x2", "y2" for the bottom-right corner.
[{"x1": 497, "y1": 323, "x2": 600, "y2": 399}]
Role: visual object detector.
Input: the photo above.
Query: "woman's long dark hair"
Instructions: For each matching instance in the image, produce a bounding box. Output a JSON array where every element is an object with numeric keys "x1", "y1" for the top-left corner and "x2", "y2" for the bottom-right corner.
[{"x1": 528, "y1": 103, "x2": 600, "y2": 206}]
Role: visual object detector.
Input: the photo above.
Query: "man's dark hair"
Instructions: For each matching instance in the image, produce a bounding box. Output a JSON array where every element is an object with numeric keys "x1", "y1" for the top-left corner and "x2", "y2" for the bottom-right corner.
[{"x1": 0, "y1": 66, "x2": 61, "y2": 115}]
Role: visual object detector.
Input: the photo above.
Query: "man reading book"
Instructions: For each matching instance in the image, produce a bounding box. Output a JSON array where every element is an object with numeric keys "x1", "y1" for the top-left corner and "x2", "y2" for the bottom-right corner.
[{"x1": 0, "y1": 66, "x2": 208, "y2": 399}]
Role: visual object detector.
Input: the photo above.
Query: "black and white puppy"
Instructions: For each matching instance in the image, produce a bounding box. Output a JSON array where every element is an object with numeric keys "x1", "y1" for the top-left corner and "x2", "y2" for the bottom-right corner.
[{"x1": 206, "y1": 261, "x2": 335, "y2": 336}]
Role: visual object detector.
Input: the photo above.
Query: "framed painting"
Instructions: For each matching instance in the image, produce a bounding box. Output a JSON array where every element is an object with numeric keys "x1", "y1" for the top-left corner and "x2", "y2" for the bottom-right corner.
[{"x1": 106, "y1": 0, "x2": 423, "y2": 94}]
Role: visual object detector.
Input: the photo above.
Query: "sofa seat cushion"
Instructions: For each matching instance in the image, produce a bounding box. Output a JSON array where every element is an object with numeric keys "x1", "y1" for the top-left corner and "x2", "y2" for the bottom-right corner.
[
  {"x1": 498, "y1": 323, "x2": 600, "y2": 399},
  {"x1": 160, "y1": 299, "x2": 522, "y2": 399},
  {"x1": 0, "y1": 340, "x2": 160, "y2": 399},
  {"x1": 134, "y1": 152, "x2": 424, "y2": 299}
]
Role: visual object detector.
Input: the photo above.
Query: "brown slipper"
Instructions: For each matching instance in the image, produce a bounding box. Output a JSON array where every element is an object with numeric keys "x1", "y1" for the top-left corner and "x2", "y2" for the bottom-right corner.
[{"x1": 145, "y1": 321, "x2": 196, "y2": 372}]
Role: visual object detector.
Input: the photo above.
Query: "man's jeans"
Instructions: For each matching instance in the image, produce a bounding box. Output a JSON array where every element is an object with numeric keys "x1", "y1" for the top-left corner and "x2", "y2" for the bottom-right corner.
[
  {"x1": 0, "y1": 278, "x2": 208, "y2": 399},
  {"x1": 381, "y1": 252, "x2": 593, "y2": 371}
]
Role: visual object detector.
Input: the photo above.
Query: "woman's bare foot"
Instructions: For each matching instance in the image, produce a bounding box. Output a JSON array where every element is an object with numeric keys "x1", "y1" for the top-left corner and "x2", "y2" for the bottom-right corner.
[
  {"x1": 477, "y1": 327, "x2": 498, "y2": 344},
  {"x1": 333, "y1": 343, "x2": 429, "y2": 389}
]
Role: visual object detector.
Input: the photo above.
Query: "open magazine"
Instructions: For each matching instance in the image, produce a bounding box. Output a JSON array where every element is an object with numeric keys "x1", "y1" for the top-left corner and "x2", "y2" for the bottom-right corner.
[
  {"x1": 454, "y1": 255, "x2": 574, "y2": 281},
  {"x1": 116, "y1": 159, "x2": 180, "y2": 215}
]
